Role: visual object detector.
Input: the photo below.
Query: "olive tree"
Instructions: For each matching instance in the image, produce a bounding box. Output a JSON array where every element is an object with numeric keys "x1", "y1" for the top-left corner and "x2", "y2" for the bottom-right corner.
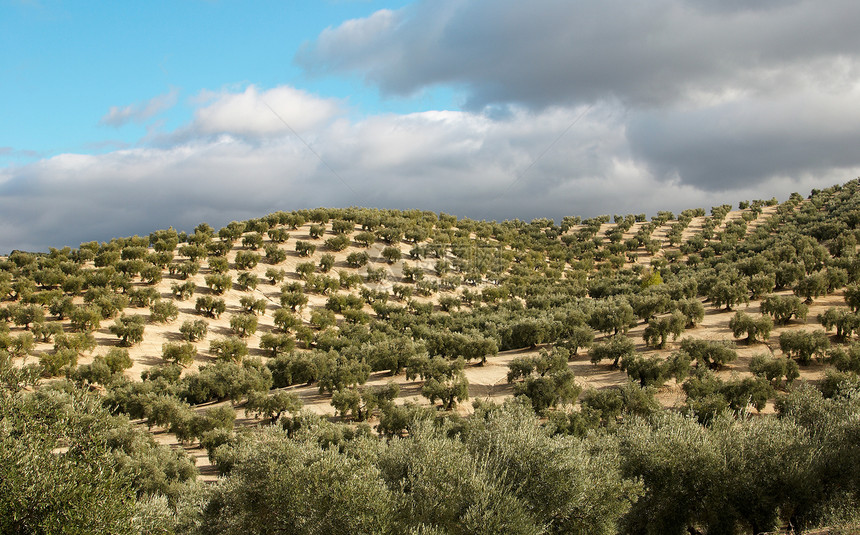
[
  {"x1": 162, "y1": 341, "x2": 197, "y2": 366},
  {"x1": 180, "y1": 318, "x2": 209, "y2": 342},
  {"x1": 229, "y1": 313, "x2": 258, "y2": 338},
  {"x1": 108, "y1": 315, "x2": 146, "y2": 346},
  {"x1": 728, "y1": 311, "x2": 773, "y2": 344},
  {"x1": 382, "y1": 246, "x2": 402, "y2": 264},
  {"x1": 589, "y1": 335, "x2": 636, "y2": 368},
  {"x1": 779, "y1": 330, "x2": 830, "y2": 364},
  {"x1": 234, "y1": 251, "x2": 260, "y2": 271},
  {"x1": 204, "y1": 273, "x2": 232, "y2": 294},
  {"x1": 195, "y1": 296, "x2": 226, "y2": 318},
  {"x1": 680, "y1": 338, "x2": 737, "y2": 369},
  {"x1": 642, "y1": 311, "x2": 686, "y2": 348},
  {"x1": 209, "y1": 337, "x2": 249, "y2": 363},
  {"x1": 818, "y1": 307, "x2": 860, "y2": 339},
  {"x1": 760, "y1": 294, "x2": 808, "y2": 325},
  {"x1": 149, "y1": 299, "x2": 179, "y2": 324}
]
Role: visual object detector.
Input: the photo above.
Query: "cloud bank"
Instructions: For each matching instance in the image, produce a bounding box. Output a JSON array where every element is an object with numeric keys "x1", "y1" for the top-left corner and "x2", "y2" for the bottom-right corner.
[{"x1": 3, "y1": 0, "x2": 860, "y2": 252}]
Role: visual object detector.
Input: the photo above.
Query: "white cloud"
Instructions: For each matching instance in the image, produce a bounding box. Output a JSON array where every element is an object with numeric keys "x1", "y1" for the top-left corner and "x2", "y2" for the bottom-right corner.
[
  {"x1": 100, "y1": 88, "x2": 179, "y2": 127},
  {"x1": 0, "y1": 87, "x2": 845, "y2": 253},
  {"x1": 189, "y1": 85, "x2": 342, "y2": 137}
]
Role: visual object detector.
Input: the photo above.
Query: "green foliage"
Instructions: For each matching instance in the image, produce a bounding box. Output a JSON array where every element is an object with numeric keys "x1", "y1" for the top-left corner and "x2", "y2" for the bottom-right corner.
[
  {"x1": 128, "y1": 286, "x2": 158, "y2": 307},
  {"x1": 171, "y1": 280, "x2": 196, "y2": 300},
  {"x1": 642, "y1": 310, "x2": 685, "y2": 348},
  {"x1": 581, "y1": 382, "x2": 660, "y2": 426},
  {"x1": 109, "y1": 314, "x2": 146, "y2": 346},
  {"x1": 845, "y1": 283, "x2": 860, "y2": 312},
  {"x1": 280, "y1": 288, "x2": 308, "y2": 311},
  {"x1": 682, "y1": 368, "x2": 773, "y2": 418},
  {"x1": 208, "y1": 255, "x2": 230, "y2": 273},
  {"x1": 236, "y1": 271, "x2": 259, "y2": 291},
  {"x1": 346, "y1": 251, "x2": 370, "y2": 267},
  {"x1": 234, "y1": 250, "x2": 260, "y2": 270},
  {"x1": 707, "y1": 276, "x2": 749, "y2": 310},
  {"x1": 382, "y1": 245, "x2": 402, "y2": 263},
  {"x1": 195, "y1": 296, "x2": 227, "y2": 318},
  {"x1": 242, "y1": 232, "x2": 264, "y2": 250},
  {"x1": 180, "y1": 318, "x2": 209, "y2": 341},
  {"x1": 318, "y1": 253, "x2": 335, "y2": 272},
  {"x1": 310, "y1": 308, "x2": 337, "y2": 330},
  {"x1": 366, "y1": 266, "x2": 386, "y2": 282},
  {"x1": 103, "y1": 347, "x2": 133, "y2": 374},
  {"x1": 295, "y1": 240, "x2": 316, "y2": 257},
  {"x1": 1, "y1": 331, "x2": 34, "y2": 359},
  {"x1": 267, "y1": 228, "x2": 290, "y2": 243},
  {"x1": 0, "y1": 387, "x2": 182, "y2": 534},
  {"x1": 818, "y1": 307, "x2": 860, "y2": 339},
  {"x1": 149, "y1": 298, "x2": 179, "y2": 323},
  {"x1": 162, "y1": 341, "x2": 197, "y2": 366},
  {"x1": 182, "y1": 359, "x2": 272, "y2": 404},
  {"x1": 259, "y1": 332, "x2": 295, "y2": 357},
  {"x1": 210, "y1": 336, "x2": 249, "y2": 363},
  {"x1": 331, "y1": 382, "x2": 400, "y2": 421},
  {"x1": 354, "y1": 230, "x2": 376, "y2": 247},
  {"x1": 563, "y1": 325, "x2": 594, "y2": 355},
  {"x1": 679, "y1": 338, "x2": 737, "y2": 370},
  {"x1": 749, "y1": 353, "x2": 800, "y2": 388},
  {"x1": 794, "y1": 273, "x2": 828, "y2": 303},
  {"x1": 265, "y1": 267, "x2": 286, "y2": 284},
  {"x1": 588, "y1": 298, "x2": 636, "y2": 336},
  {"x1": 204, "y1": 273, "x2": 232, "y2": 294},
  {"x1": 315, "y1": 352, "x2": 371, "y2": 394},
  {"x1": 589, "y1": 334, "x2": 636, "y2": 368},
  {"x1": 325, "y1": 234, "x2": 350, "y2": 252},
  {"x1": 779, "y1": 330, "x2": 830, "y2": 364},
  {"x1": 245, "y1": 390, "x2": 302, "y2": 421},
  {"x1": 421, "y1": 372, "x2": 469, "y2": 410},
  {"x1": 761, "y1": 294, "x2": 808, "y2": 324},
  {"x1": 9, "y1": 303, "x2": 45, "y2": 329},
  {"x1": 728, "y1": 311, "x2": 773, "y2": 343},
  {"x1": 622, "y1": 352, "x2": 691, "y2": 388},
  {"x1": 229, "y1": 313, "x2": 259, "y2": 338}
]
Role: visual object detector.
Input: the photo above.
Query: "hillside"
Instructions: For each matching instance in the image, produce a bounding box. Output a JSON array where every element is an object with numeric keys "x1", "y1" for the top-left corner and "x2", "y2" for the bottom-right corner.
[{"x1": 3, "y1": 181, "x2": 860, "y2": 533}]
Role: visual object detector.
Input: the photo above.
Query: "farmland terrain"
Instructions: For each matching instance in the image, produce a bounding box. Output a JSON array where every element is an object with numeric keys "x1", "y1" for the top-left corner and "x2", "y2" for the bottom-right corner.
[{"x1": 3, "y1": 182, "x2": 860, "y2": 534}]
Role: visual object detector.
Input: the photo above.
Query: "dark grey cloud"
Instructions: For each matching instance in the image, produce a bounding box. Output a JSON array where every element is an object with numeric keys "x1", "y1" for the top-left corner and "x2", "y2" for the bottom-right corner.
[
  {"x1": 296, "y1": 0, "x2": 860, "y2": 109},
  {"x1": 295, "y1": 0, "x2": 860, "y2": 195},
  {"x1": 627, "y1": 87, "x2": 860, "y2": 190}
]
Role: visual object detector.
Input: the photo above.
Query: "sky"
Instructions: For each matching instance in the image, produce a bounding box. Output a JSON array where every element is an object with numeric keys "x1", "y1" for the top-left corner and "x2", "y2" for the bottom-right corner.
[{"x1": 2, "y1": 0, "x2": 860, "y2": 253}]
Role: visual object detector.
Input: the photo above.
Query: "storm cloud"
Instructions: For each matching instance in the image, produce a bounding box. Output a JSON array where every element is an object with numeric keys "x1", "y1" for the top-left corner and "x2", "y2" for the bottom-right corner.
[
  {"x1": 298, "y1": 0, "x2": 860, "y2": 190},
  {"x1": 297, "y1": 0, "x2": 860, "y2": 109}
]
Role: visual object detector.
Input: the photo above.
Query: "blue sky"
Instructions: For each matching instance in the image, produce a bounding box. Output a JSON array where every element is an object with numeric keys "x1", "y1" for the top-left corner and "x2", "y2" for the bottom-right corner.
[
  {"x1": 1, "y1": 0, "x2": 438, "y2": 162},
  {"x1": 3, "y1": 0, "x2": 860, "y2": 252}
]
